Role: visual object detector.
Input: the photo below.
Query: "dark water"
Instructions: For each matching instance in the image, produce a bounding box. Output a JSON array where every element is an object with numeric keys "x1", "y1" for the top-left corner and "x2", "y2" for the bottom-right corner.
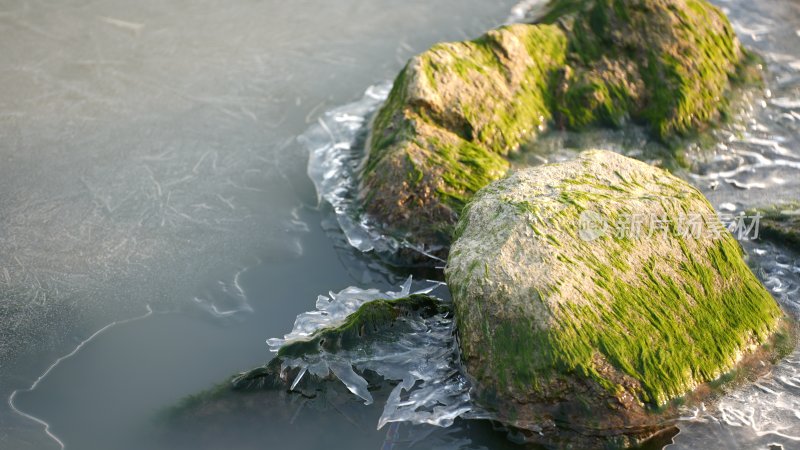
[{"x1": 2, "y1": 0, "x2": 800, "y2": 449}]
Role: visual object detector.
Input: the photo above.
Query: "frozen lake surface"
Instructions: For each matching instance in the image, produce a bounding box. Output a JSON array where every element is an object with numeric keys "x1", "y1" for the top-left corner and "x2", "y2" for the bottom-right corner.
[{"x1": 1, "y1": 0, "x2": 800, "y2": 449}]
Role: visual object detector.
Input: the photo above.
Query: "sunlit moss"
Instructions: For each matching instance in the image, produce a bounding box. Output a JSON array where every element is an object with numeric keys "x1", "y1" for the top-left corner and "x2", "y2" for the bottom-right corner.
[
  {"x1": 487, "y1": 238, "x2": 779, "y2": 406},
  {"x1": 542, "y1": 0, "x2": 753, "y2": 140},
  {"x1": 447, "y1": 151, "x2": 782, "y2": 409},
  {"x1": 361, "y1": 24, "x2": 567, "y2": 253},
  {"x1": 360, "y1": 0, "x2": 761, "y2": 255},
  {"x1": 276, "y1": 294, "x2": 448, "y2": 358}
]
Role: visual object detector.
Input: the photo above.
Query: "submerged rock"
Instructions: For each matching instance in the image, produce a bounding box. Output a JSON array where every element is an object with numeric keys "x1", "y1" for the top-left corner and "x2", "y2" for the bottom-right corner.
[
  {"x1": 165, "y1": 292, "x2": 510, "y2": 447},
  {"x1": 749, "y1": 203, "x2": 800, "y2": 252},
  {"x1": 166, "y1": 295, "x2": 446, "y2": 417},
  {"x1": 162, "y1": 366, "x2": 394, "y2": 449},
  {"x1": 360, "y1": 0, "x2": 760, "y2": 257},
  {"x1": 445, "y1": 150, "x2": 785, "y2": 447}
]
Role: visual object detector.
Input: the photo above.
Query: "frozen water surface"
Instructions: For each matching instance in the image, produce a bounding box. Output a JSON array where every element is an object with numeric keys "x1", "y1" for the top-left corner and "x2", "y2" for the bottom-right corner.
[
  {"x1": 3, "y1": 0, "x2": 800, "y2": 449},
  {"x1": 262, "y1": 278, "x2": 484, "y2": 428},
  {"x1": 0, "y1": 0, "x2": 521, "y2": 449}
]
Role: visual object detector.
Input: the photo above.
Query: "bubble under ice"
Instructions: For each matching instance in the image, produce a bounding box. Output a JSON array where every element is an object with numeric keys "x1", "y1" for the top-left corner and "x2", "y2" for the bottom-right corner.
[{"x1": 266, "y1": 277, "x2": 492, "y2": 430}]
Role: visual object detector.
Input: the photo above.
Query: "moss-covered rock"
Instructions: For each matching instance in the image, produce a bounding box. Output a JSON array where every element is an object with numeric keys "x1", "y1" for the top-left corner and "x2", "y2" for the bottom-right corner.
[
  {"x1": 360, "y1": 0, "x2": 760, "y2": 259},
  {"x1": 163, "y1": 294, "x2": 454, "y2": 444},
  {"x1": 749, "y1": 202, "x2": 800, "y2": 252},
  {"x1": 160, "y1": 293, "x2": 450, "y2": 449},
  {"x1": 230, "y1": 294, "x2": 447, "y2": 390},
  {"x1": 445, "y1": 150, "x2": 784, "y2": 447},
  {"x1": 544, "y1": 0, "x2": 752, "y2": 137},
  {"x1": 165, "y1": 294, "x2": 451, "y2": 419},
  {"x1": 361, "y1": 24, "x2": 568, "y2": 256}
]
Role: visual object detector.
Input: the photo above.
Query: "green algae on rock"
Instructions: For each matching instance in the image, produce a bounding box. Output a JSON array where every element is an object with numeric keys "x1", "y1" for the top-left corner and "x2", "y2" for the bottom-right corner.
[
  {"x1": 749, "y1": 203, "x2": 800, "y2": 252},
  {"x1": 165, "y1": 294, "x2": 452, "y2": 425},
  {"x1": 544, "y1": 0, "x2": 754, "y2": 137},
  {"x1": 445, "y1": 150, "x2": 783, "y2": 447},
  {"x1": 360, "y1": 24, "x2": 568, "y2": 256},
  {"x1": 359, "y1": 0, "x2": 761, "y2": 259},
  {"x1": 232, "y1": 294, "x2": 448, "y2": 390}
]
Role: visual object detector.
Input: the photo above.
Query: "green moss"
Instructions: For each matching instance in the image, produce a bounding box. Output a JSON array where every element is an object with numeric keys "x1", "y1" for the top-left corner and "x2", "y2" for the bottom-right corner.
[
  {"x1": 362, "y1": 0, "x2": 763, "y2": 256},
  {"x1": 748, "y1": 203, "x2": 800, "y2": 252},
  {"x1": 277, "y1": 295, "x2": 449, "y2": 358},
  {"x1": 427, "y1": 35, "x2": 506, "y2": 82},
  {"x1": 361, "y1": 24, "x2": 568, "y2": 249},
  {"x1": 542, "y1": 0, "x2": 752, "y2": 140},
  {"x1": 475, "y1": 25, "x2": 568, "y2": 154},
  {"x1": 364, "y1": 63, "x2": 417, "y2": 176},
  {"x1": 558, "y1": 72, "x2": 636, "y2": 128},
  {"x1": 449, "y1": 153, "x2": 783, "y2": 411},
  {"x1": 418, "y1": 24, "x2": 568, "y2": 155},
  {"x1": 485, "y1": 236, "x2": 780, "y2": 407},
  {"x1": 424, "y1": 136, "x2": 510, "y2": 212}
]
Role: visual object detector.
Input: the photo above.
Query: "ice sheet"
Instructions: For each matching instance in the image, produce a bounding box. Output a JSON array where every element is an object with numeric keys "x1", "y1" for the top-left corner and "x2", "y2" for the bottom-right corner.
[{"x1": 267, "y1": 278, "x2": 489, "y2": 429}]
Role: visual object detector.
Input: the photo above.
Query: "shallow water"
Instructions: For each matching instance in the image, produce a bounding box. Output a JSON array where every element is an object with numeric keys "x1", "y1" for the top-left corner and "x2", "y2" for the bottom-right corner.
[{"x1": 2, "y1": 0, "x2": 800, "y2": 449}]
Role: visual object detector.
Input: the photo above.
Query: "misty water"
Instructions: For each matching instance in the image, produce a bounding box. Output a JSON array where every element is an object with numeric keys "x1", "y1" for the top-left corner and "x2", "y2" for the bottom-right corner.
[{"x1": 1, "y1": 0, "x2": 800, "y2": 449}]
